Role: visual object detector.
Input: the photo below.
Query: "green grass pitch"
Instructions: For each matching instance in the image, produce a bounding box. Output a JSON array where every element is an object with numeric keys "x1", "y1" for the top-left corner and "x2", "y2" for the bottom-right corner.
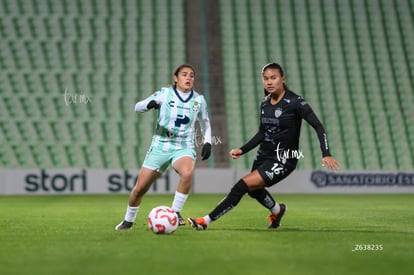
[{"x1": 1, "y1": 194, "x2": 413, "y2": 275}]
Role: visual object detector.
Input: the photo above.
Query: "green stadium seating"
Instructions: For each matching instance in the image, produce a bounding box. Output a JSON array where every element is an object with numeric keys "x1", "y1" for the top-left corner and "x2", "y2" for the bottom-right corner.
[
  {"x1": 219, "y1": 0, "x2": 414, "y2": 170},
  {"x1": 0, "y1": 0, "x2": 412, "y2": 170},
  {"x1": 0, "y1": 0, "x2": 185, "y2": 168}
]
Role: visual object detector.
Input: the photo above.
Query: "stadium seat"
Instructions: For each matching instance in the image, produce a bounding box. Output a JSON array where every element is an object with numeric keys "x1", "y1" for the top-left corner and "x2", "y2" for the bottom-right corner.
[
  {"x1": 219, "y1": 0, "x2": 414, "y2": 170},
  {"x1": 0, "y1": 0, "x2": 412, "y2": 170},
  {"x1": 0, "y1": 0, "x2": 182, "y2": 169}
]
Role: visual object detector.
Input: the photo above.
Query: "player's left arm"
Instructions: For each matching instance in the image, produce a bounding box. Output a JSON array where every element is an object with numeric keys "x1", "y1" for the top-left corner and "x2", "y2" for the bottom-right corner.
[
  {"x1": 198, "y1": 96, "x2": 212, "y2": 160},
  {"x1": 297, "y1": 97, "x2": 339, "y2": 171}
]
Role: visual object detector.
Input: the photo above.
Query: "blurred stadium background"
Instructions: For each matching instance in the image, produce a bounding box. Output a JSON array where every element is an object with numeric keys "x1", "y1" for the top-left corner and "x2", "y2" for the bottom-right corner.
[
  {"x1": 0, "y1": 0, "x2": 413, "y2": 172},
  {"x1": 1, "y1": 3, "x2": 413, "y2": 274}
]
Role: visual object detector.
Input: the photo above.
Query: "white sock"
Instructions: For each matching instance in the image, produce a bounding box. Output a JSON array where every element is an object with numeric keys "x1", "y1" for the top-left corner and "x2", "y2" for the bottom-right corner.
[
  {"x1": 203, "y1": 215, "x2": 211, "y2": 225},
  {"x1": 270, "y1": 202, "x2": 280, "y2": 215},
  {"x1": 124, "y1": 206, "x2": 139, "y2": 222},
  {"x1": 171, "y1": 191, "x2": 189, "y2": 213}
]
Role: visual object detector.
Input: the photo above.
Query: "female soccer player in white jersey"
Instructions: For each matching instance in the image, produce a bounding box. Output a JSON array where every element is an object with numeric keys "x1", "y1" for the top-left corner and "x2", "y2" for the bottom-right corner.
[
  {"x1": 116, "y1": 64, "x2": 212, "y2": 230},
  {"x1": 188, "y1": 62, "x2": 338, "y2": 230}
]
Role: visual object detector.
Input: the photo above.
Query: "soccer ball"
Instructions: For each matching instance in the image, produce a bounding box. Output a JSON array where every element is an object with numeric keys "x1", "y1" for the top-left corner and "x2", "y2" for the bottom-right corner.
[{"x1": 147, "y1": 206, "x2": 178, "y2": 234}]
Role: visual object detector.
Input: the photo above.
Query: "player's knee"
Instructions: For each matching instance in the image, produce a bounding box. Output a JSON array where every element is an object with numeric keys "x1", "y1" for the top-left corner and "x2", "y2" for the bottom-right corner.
[{"x1": 178, "y1": 172, "x2": 193, "y2": 186}]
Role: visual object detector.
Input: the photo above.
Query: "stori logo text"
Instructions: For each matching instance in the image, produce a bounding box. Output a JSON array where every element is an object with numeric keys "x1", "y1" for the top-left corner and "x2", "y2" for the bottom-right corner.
[{"x1": 24, "y1": 169, "x2": 169, "y2": 193}]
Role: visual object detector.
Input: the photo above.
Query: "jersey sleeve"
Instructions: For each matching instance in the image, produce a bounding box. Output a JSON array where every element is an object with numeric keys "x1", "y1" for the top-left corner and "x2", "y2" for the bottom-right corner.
[
  {"x1": 296, "y1": 96, "x2": 331, "y2": 157},
  {"x1": 238, "y1": 101, "x2": 265, "y2": 154},
  {"x1": 198, "y1": 96, "x2": 212, "y2": 144},
  {"x1": 239, "y1": 129, "x2": 265, "y2": 154},
  {"x1": 134, "y1": 88, "x2": 167, "y2": 113}
]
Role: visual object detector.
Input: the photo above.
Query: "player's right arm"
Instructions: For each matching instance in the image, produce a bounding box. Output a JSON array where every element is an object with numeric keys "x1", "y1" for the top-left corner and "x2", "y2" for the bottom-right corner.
[
  {"x1": 232, "y1": 102, "x2": 266, "y2": 158},
  {"x1": 230, "y1": 130, "x2": 264, "y2": 159},
  {"x1": 134, "y1": 89, "x2": 166, "y2": 113},
  {"x1": 238, "y1": 130, "x2": 265, "y2": 155}
]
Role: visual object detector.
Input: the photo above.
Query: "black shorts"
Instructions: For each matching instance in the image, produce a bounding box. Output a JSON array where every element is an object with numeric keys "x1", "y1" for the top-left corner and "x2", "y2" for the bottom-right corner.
[{"x1": 252, "y1": 157, "x2": 297, "y2": 187}]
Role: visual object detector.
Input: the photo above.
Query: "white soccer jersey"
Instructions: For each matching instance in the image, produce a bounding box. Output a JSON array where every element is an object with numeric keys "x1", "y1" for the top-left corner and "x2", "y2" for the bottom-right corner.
[{"x1": 134, "y1": 87, "x2": 212, "y2": 151}]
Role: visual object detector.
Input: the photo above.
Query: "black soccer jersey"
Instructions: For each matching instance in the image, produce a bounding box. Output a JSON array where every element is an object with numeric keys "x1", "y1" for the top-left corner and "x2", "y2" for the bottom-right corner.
[{"x1": 240, "y1": 90, "x2": 331, "y2": 159}]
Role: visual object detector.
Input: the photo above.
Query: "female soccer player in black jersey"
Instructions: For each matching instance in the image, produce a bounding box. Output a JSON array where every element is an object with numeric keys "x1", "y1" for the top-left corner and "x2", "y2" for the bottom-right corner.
[{"x1": 188, "y1": 62, "x2": 339, "y2": 230}]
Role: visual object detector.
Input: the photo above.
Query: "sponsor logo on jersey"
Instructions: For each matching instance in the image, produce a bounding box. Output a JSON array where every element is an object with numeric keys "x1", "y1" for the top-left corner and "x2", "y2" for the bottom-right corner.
[
  {"x1": 168, "y1": 100, "x2": 191, "y2": 110},
  {"x1": 261, "y1": 117, "x2": 279, "y2": 125},
  {"x1": 175, "y1": 115, "x2": 190, "y2": 127}
]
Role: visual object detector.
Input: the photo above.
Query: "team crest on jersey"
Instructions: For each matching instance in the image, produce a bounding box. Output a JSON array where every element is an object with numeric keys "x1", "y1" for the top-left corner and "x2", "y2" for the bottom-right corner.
[
  {"x1": 274, "y1": 108, "x2": 282, "y2": 118},
  {"x1": 192, "y1": 101, "x2": 200, "y2": 111}
]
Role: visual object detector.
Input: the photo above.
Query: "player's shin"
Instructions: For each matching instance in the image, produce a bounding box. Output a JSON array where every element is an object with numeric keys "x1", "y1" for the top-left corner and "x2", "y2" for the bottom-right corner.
[
  {"x1": 248, "y1": 189, "x2": 277, "y2": 211},
  {"x1": 209, "y1": 179, "x2": 248, "y2": 221}
]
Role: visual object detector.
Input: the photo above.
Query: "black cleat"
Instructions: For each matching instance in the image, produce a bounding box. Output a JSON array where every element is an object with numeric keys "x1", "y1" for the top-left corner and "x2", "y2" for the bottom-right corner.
[
  {"x1": 268, "y1": 204, "x2": 287, "y2": 229},
  {"x1": 187, "y1": 217, "x2": 208, "y2": 230},
  {"x1": 115, "y1": 220, "x2": 134, "y2": 230},
  {"x1": 176, "y1": 212, "x2": 186, "y2": 226}
]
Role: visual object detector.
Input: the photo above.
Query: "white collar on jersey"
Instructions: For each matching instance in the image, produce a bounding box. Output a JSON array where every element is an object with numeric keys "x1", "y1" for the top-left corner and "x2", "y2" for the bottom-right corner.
[{"x1": 173, "y1": 87, "x2": 193, "y2": 102}]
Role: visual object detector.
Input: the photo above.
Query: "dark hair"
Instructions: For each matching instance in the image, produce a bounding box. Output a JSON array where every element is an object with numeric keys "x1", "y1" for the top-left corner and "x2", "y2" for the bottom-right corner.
[
  {"x1": 261, "y1": 62, "x2": 285, "y2": 76},
  {"x1": 261, "y1": 62, "x2": 288, "y2": 96},
  {"x1": 172, "y1": 64, "x2": 195, "y2": 88},
  {"x1": 174, "y1": 64, "x2": 195, "y2": 77}
]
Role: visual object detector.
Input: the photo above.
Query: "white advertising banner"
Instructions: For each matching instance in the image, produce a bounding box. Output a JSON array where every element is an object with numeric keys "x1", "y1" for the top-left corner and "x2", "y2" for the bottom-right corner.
[
  {"x1": 267, "y1": 170, "x2": 414, "y2": 194},
  {"x1": 0, "y1": 169, "x2": 174, "y2": 195},
  {"x1": 0, "y1": 168, "x2": 413, "y2": 195}
]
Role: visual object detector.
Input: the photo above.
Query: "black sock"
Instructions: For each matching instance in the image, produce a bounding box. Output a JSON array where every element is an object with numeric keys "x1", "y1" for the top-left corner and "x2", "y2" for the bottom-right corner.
[
  {"x1": 209, "y1": 179, "x2": 248, "y2": 221},
  {"x1": 248, "y1": 189, "x2": 276, "y2": 209}
]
